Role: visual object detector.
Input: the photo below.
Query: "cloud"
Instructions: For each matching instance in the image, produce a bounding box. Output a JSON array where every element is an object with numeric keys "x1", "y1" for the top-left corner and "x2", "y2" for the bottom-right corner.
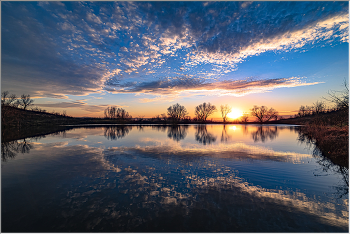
[
  {"x1": 1, "y1": 2, "x2": 108, "y2": 97},
  {"x1": 1, "y1": 1, "x2": 347, "y2": 100},
  {"x1": 33, "y1": 91, "x2": 70, "y2": 100},
  {"x1": 189, "y1": 12, "x2": 349, "y2": 69},
  {"x1": 35, "y1": 100, "x2": 111, "y2": 113},
  {"x1": 139, "y1": 95, "x2": 181, "y2": 103},
  {"x1": 201, "y1": 77, "x2": 324, "y2": 97},
  {"x1": 105, "y1": 76, "x2": 323, "y2": 99},
  {"x1": 86, "y1": 12, "x2": 103, "y2": 25}
]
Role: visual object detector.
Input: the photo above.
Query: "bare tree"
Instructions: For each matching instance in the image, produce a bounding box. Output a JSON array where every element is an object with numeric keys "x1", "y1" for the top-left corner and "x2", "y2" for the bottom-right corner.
[
  {"x1": 297, "y1": 105, "x2": 307, "y2": 117},
  {"x1": 153, "y1": 115, "x2": 161, "y2": 122},
  {"x1": 1, "y1": 91, "x2": 9, "y2": 105},
  {"x1": 117, "y1": 108, "x2": 131, "y2": 120},
  {"x1": 305, "y1": 105, "x2": 314, "y2": 116},
  {"x1": 240, "y1": 113, "x2": 249, "y2": 123},
  {"x1": 105, "y1": 106, "x2": 117, "y2": 118},
  {"x1": 195, "y1": 102, "x2": 217, "y2": 122},
  {"x1": 160, "y1": 113, "x2": 167, "y2": 121},
  {"x1": 313, "y1": 101, "x2": 325, "y2": 115},
  {"x1": 250, "y1": 105, "x2": 278, "y2": 123},
  {"x1": 167, "y1": 103, "x2": 188, "y2": 123},
  {"x1": 220, "y1": 104, "x2": 232, "y2": 123},
  {"x1": 19, "y1": 94, "x2": 34, "y2": 110},
  {"x1": 324, "y1": 80, "x2": 349, "y2": 111},
  {"x1": 104, "y1": 106, "x2": 131, "y2": 120},
  {"x1": 1, "y1": 91, "x2": 19, "y2": 107}
]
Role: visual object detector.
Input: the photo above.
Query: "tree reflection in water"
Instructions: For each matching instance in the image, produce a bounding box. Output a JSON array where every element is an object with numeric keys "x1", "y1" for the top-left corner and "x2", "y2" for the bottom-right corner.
[
  {"x1": 195, "y1": 125, "x2": 216, "y2": 145},
  {"x1": 251, "y1": 126, "x2": 278, "y2": 143},
  {"x1": 298, "y1": 129, "x2": 348, "y2": 199},
  {"x1": 1, "y1": 125, "x2": 348, "y2": 232},
  {"x1": 1, "y1": 138, "x2": 33, "y2": 162},
  {"x1": 137, "y1": 125, "x2": 144, "y2": 131},
  {"x1": 104, "y1": 126, "x2": 132, "y2": 140},
  {"x1": 151, "y1": 125, "x2": 167, "y2": 132},
  {"x1": 242, "y1": 125, "x2": 249, "y2": 135},
  {"x1": 221, "y1": 125, "x2": 231, "y2": 142},
  {"x1": 167, "y1": 125, "x2": 188, "y2": 142}
]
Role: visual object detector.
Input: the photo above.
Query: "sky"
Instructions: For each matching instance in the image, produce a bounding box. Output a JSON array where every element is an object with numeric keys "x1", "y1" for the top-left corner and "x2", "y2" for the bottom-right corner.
[{"x1": 1, "y1": 1, "x2": 349, "y2": 119}]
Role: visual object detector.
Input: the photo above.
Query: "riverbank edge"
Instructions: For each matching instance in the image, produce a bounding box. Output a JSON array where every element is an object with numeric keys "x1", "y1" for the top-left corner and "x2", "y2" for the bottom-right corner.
[{"x1": 299, "y1": 123, "x2": 348, "y2": 167}]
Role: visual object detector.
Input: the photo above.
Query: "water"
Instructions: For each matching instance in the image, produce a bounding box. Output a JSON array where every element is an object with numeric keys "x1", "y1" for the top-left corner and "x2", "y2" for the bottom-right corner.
[{"x1": 1, "y1": 124, "x2": 348, "y2": 232}]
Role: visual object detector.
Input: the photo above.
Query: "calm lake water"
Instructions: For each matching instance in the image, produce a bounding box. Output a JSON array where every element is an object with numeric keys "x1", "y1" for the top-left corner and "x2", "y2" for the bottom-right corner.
[{"x1": 1, "y1": 124, "x2": 348, "y2": 232}]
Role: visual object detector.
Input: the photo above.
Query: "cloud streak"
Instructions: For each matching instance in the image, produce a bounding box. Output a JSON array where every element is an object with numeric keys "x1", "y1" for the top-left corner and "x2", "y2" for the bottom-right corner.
[
  {"x1": 35, "y1": 100, "x2": 112, "y2": 113},
  {"x1": 105, "y1": 76, "x2": 323, "y2": 100}
]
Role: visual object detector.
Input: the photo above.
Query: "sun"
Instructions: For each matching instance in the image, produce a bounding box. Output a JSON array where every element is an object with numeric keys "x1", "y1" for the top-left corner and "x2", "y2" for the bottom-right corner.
[{"x1": 227, "y1": 108, "x2": 243, "y2": 120}]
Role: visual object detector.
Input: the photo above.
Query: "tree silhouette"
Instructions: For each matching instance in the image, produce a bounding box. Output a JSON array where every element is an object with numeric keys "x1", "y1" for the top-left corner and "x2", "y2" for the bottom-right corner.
[
  {"x1": 19, "y1": 94, "x2": 34, "y2": 110},
  {"x1": 195, "y1": 102, "x2": 217, "y2": 122},
  {"x1": 297, "y1": 105, "x2": 307, "y2": 117},
  {"x1": 312, "y1": 101, "x2": 325, "y2": 115},
  {"x1": 105, "y1": 106, "x2": 117, "y2": 118},
  {"x1": 250, "y1": 105, "x2": 278, "y2": 123},
  {"x1": 167, "y1": 103, "x2": 188, "y2": 123},
  {"x1": 1, "y1": 91, "x2": 19, "y2": 107},
  {"x1": 117, "y1": 108, "x2": 131, "y2": 120},
  {"x1": 324, "y1": 80, "x2": 349, "y2": 111},
  {"x1": 1, "y1": 91, "x2": 8, "y2": 105},
  {"x1": 104, "y1": 106, "x2": 131, "y2": 120},
  {"x1": 240, "y1": 113, "x2": 249, "y2": 123},
  {"x1": 220, "y1": 104, "x2": 232, "y2": 123}
]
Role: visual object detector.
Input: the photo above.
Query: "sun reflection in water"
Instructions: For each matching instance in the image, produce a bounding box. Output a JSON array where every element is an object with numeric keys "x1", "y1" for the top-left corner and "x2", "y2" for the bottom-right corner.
[{"x1": 229, "y1": 125, "x2": 237, "y2": 131}]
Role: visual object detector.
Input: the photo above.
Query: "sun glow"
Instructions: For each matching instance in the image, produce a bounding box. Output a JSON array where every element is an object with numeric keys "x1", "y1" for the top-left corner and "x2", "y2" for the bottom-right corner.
[{"x1": 227, "y1": 108, "x2": 244, "y2": 120}]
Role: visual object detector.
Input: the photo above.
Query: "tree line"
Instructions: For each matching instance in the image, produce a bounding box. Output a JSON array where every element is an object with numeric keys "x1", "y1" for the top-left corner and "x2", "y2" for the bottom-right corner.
[
  {"x1": 165, "y1": 102, "x2": 278, "y2": 123},
  {"x1": 296, "y1": 85, "x2": 348, "y2": 118},
  {"x1": 1, "y1": 91, "x2": 34, "y2": 110},
  {"x1": 104, "y1": 102, "x2": 279, "y2": 124},
  {"x1": 295, "y1": 81, "x2": 348, "y2": 127}
]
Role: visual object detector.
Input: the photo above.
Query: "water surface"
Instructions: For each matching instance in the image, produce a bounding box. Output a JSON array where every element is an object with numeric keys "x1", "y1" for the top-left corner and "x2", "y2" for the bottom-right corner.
[{"x1": 1, "y1": 124, "x2": 348, "y2": 232}]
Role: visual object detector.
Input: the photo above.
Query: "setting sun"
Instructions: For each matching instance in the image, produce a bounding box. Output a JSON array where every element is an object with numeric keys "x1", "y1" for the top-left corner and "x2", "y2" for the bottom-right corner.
[{"x1": 227, "y1": 108, "x2": 244, "y2": 120}]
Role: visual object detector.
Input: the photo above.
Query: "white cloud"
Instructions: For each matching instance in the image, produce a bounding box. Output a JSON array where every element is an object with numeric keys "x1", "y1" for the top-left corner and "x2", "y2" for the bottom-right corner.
[
  {"x1": 86, "y1": 12, "x2": 103, "y2": 24},
  {"x1": 188, "y1": 13, "x2": 349, "y2": 72},
  {"x1": 105, "y1": 76, "x2": 323, "y2": 102}
]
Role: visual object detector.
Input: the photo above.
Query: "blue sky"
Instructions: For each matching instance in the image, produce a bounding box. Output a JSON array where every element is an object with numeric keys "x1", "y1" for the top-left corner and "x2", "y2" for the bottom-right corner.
[{"x1": 1, "y1": 1, "x2": 349, "y2": 118}]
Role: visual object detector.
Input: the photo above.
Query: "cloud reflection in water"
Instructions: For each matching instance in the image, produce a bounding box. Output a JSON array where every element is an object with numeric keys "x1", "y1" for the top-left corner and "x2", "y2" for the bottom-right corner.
[{"x1": 1, "y1": 125, "x2": 348, "y2": 232}]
